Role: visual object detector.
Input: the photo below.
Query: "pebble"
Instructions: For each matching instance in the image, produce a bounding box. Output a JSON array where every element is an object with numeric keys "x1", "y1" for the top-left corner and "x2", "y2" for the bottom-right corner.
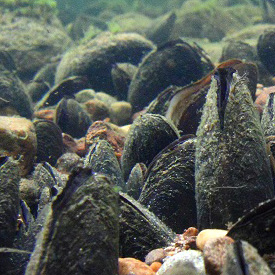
[
  {"x1": 119, "y1": 258, "x2": 155, "y2": 275},
  {"x1": 0, "y1": 116, "x2": 37, "y2": 176},
  {"x1": 196, "y1": 229, "x2": 228, "y2": 251},
  {"x1": 145, "y1": 248, "x2": 167, "y2": 265},
  {"x1": 150, "y1": 262, "x2": 162, "y2": 272},
  {"x1": 203, "y1": 236, "x2": 234, "y2": 275},
  {"x1": 156, "y1": 250, "x2": 205, "y2": 275}
]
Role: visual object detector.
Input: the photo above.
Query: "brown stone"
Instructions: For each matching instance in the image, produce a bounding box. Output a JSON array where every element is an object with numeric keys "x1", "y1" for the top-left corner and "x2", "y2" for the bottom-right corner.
[
  {"x1": 119, "y1": 258, "x2": 155, "y2": 275},
  {"x1": 203, "y1": 236, "x2": 234, "y2": 275},
  {"x1": 0, "y1": 116, "x2": 37, "y2": 176}
]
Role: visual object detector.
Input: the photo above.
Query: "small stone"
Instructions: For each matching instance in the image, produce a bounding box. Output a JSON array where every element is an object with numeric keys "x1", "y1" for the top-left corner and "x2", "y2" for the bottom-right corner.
[
  {"x1": 156, "y1": 250, "x2": 205, "y2": 275},
  {"x1": 150, "y1": 262, "x2": 162, "y2": 272},
  {"x1": 110, "y1": 101, "x2": 132, "y2": 126},
  {"x1": 119, "y1": 258, "x2": 155, "y2": 275},
  {"x1": 203, "y1": 236, "x2": 234, "y2": 275},
  {"x1": 145, "y1": 248, "x2": 167, "y2": 265},
  {"x1": 0, "y1": 116, "x2": 37, "y2": 176},
  {"x1": 56, "y1": 152, "x2": 82, "y2": 174},
  {"x1": 34, "y1": 109, "x2": 55, "y2": 121},
  {"x1": 196, "y1": 229, "x2": 228, "y2": 251},
  {"x1": 84, "y1": 99, "x2": 110, "y2": 121}
]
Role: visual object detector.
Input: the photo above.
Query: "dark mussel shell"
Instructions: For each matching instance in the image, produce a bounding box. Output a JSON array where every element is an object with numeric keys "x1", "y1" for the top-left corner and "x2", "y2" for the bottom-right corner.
[
  {"x1": 55, "y1": 32, "x2": 154, "y2": 95},
  {"x1": 119, "y1": 192, "x2": 176, "y2": 260},
  {"x1": 257, "y1": 28, "x2": 275, "y2": 75},
  {"x1": 126, "y1": 163, "x2": 147, "y2": 200},
  {"x1": 0, "y1": 156, "x2": 20, "y2": 273},
  {"x1": 145, "y1": 11, "x2": 176, "y2": 46},
  {"x1": 27, "y1": 61, "x2": 59, "y2": 103},
  {"x1": 222, "y1": 240, "x2": 273, "y2": 274},
  {"x1": 0, "y1": 57, "x2": 33, "y2": 118},
  {"x1": 227, "y1": 197, "x2": 275, "y2": 255},
  {"x1": 34, "y1": 120, "x2": 63, "y2": 166},
  {"x1": 35, "y1": 76, "x2": 89, "y2": 110},
  {"x1": 85, "y1": 139, "x2": 124, "y2": 190},
  {"x1": 139, "y1": 135, "x2": 196, "y2": 233},
  {"x1": 54, "y1": 97, "x2": 91, "y2": 138},
  {"x1": 121, "y1": 113, "x2": 180, "y2": 181},
  {"x1": 111, "y1": 63, "x2": 137, "y2": 101},
  {"x1": 26, "y1": 168, "x2": 119, "y2": 275},
  {"x1": 261, "y1": 93, "x2": 275, "y2": 136},
  {"x1": 165, "y1": 60, "x2": 258, "y2": 135},
  {"x1": 195, "y1": 69, "x2": 274, "y2": 230},
  {"x1": 128, "y1": 39, "x2": 206, "y2": 113}
]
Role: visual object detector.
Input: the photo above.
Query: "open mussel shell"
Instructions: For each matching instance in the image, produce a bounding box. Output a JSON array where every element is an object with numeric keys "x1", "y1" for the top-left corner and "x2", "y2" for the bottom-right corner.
[
  {"x1": 34, "y1": 120, "x2": 63, "y2": 166},
  {"x1": 165, "y1": 60, "x2": 258, "y2": 135},
  {"x1": 0, "y1": 156, "x2": 20, "y2": 273},
  {"x1": 85, "y1": 139, "x2": 124, "y2": 190},
  {"x1": 55, "y1": 32, "x2": 154, "y2": 95},
  {"x1": 227, "y1": 197, "x2": 275, "y2": 255},
  {"x1": 26, "y1": 168, "x2": 119, "y2": 275},
  {"x1": 139, "y1": 135, "x2": 196, "y2": 233},
  {"x1": 121, "y1": 113, "x2": 180, "y2": 181},
  {"x1": 119, "y1": 192, "x2": 176, "y2": 260},
  {"x1": 126, "y1": 163, "x2": 147, "y2": 200},
  {"x1": 54, "y1": 97, "x2": 91, "y2": 138},
  {"x1": 195, "y1": 69, "x2": 274, "y2": 230},
  {"x1": 222, "y1": 240, "x2": 273, "y2": 275},
  {"x1": 128, "y1": 39, "x2": 205, "y2": 113},
  {"x1": 35, "y1": 76, "x2": 89, "y2": 110}
]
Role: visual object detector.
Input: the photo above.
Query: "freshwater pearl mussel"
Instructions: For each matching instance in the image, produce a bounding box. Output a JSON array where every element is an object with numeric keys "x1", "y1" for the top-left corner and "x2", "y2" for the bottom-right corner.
[{"x1": 1, "y1": 25, "x2": 275, "y2": 274}]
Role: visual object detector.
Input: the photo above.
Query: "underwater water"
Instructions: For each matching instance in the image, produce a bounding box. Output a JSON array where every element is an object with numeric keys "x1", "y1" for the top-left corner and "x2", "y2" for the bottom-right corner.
[{"x1": 0, "y1": 0, "x2": 275, "y2": 274}]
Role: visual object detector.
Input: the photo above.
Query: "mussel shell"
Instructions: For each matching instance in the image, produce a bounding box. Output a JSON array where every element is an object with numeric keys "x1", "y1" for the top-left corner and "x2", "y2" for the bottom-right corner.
[
  {"x1": 35, "y1": 76, "x2": 89, "y2": 110},
  {"x1": 0, "y1": 65, "x2": 33, "y2": 118},
  {"x1": 227, "y1": 197, "x2": 275, "y2": 255},
  {"x1": 261, "y1": 93, "x2": 275, "y2": 136},
  {"x1": 119, "y1": 192, "x2": 176, "y2": 260},
  {"x1": 55, "y1": 32, "x2": 154, "y2": 95},
  {"x1": 111, "y1": 63, "x2": 137, "y2": 101},
  {"x1": 139, "y1": 135, "x2": 196, "y2": 233},
  {"x1": 126, "y1": 163, "x2": 147, "y2": 200},
  {"x1": 85, "y1": 139, "x2": 124, "y2": 190},
  {"x1": 257, "y1": 29, "x2": 275, "y2": 75},
  {"x1": 222, "y1": 240, "x2": 273, "y2": 274},
  {"x1": 128, "y1": 39, "x2": 205, "y2": 112},
  {"x1": 54, "y1": 97, "x2": 91, "y2": 138},
  {"x1": 26, "y1": 168, "x2": 119, "y2": 275},
  {"x1": 121, "y1": 113, "x2": 180, "y2": 181},
  {"x1": 145, "y1": 12, "x2": 176, "y2": 45},
  {"x1": 34, "y1": 120, "x2": 63, "y2": 166},
  {"x1": 0, "y1": 156, "x2": 20, "y2": 273}
]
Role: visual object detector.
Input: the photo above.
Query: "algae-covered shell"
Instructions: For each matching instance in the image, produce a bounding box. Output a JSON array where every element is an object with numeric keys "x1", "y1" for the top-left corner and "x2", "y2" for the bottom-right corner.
[
  {"x1": 85, "y1": 139, "x2": 124, "y2": 190},
  {"x1": 126, "y1": 163, "x2": 147, "y2": 200},
  {"x1": 222, "y1": 241, "x2": 273, "y2": 274},
  {"x1": 55, "y1": 32, "x2": 154, "y2": 95},
  {"x1": 195, "y1": 69, "x2": 274, "y2": 230},
  {"x1": 34, "y1": 120, "x2": 63, "y2": 166},
  {"x1": 261, "y1": 93, "x2": 275, "y2": 136},
  {"x1": 139, "y1": 136, "x2": 196, "y2": 233},
  {"x1": 0, "y1": 61, "x2": 33, "y2": 118},
  {"x1": 0, "y1": 156, "x2": 20, "y2": 273},
  {"x1": 121, "y1": 113, "x2": 180, "y2": 181},
  {"x1": 119, "y1": 192, "x2": 176, "y2": 260},
  {"x1": 128, "y1": 39, "x2": 205, "y2": 113},
  {"x1": 26, "y1": 168, "x2": 119, "y2": 275},
  {"x1": 54, "y1": 97, "x2": 91, "y2": 138},
  {"x1": 257, "y1": 29, "x2": 275, "y2": 75},
  {"x1": 227, "y1": 197, "x2": 275, "y2": 255}
]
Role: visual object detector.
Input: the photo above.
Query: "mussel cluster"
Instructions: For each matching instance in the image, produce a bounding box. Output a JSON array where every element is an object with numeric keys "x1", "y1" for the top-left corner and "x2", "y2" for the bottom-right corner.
[{"x1": 0, "y1": 25, "x2": 275, "y2": 275}]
